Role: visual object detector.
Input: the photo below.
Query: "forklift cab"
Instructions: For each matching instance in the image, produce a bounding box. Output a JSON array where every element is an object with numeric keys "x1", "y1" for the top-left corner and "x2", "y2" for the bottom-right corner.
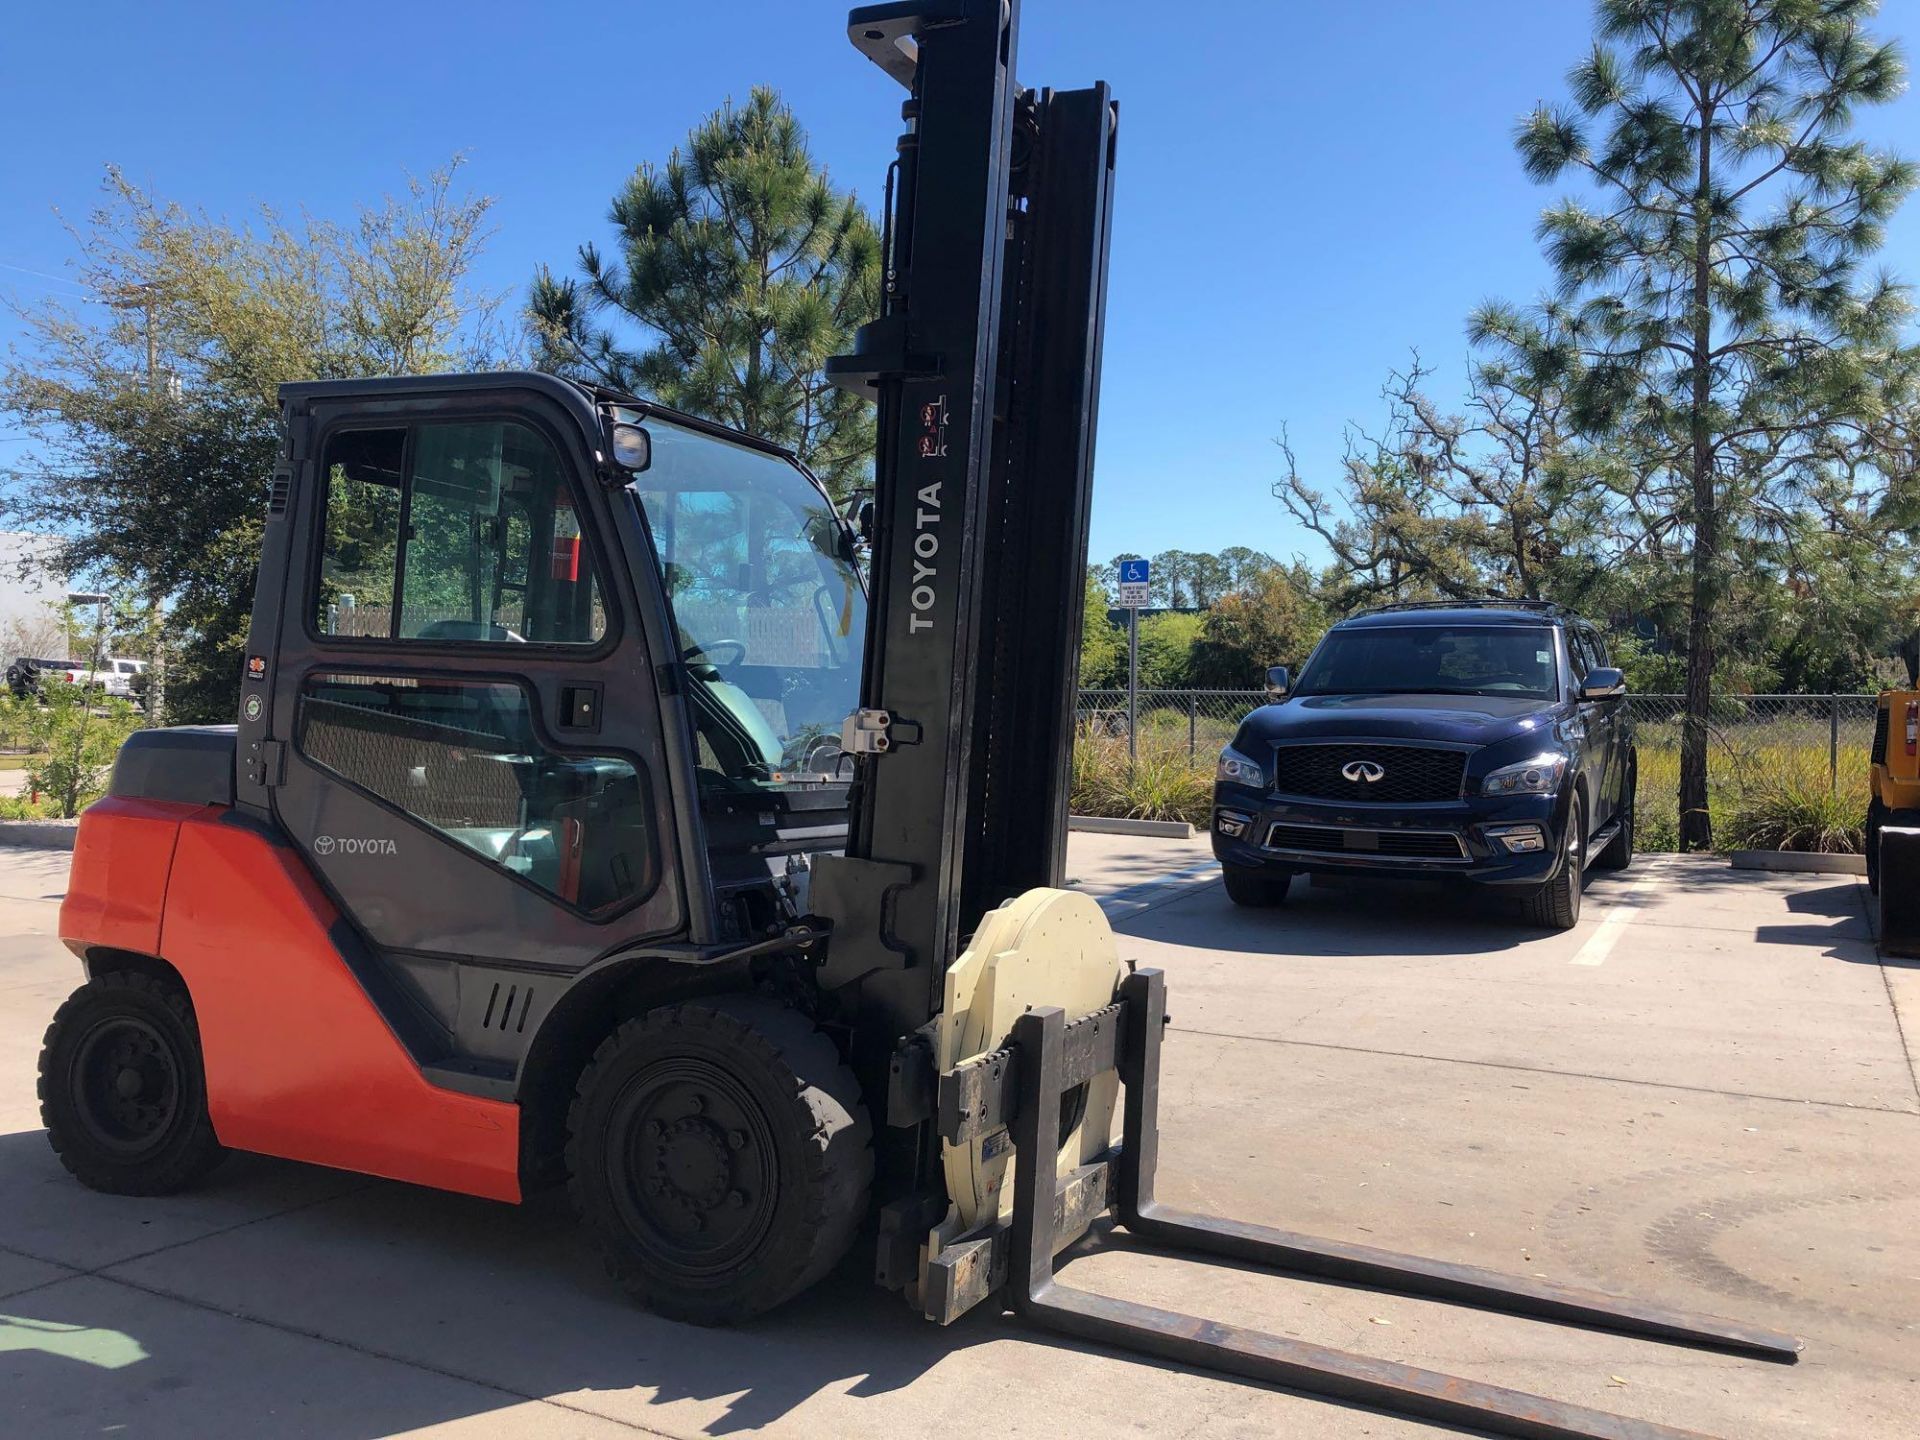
[
  {"x1": 232, "y1": 372, "x2": 865, "y2": 993},
  {"x1": 269, "y1": 373, "x2": 862, "y2": 940}
]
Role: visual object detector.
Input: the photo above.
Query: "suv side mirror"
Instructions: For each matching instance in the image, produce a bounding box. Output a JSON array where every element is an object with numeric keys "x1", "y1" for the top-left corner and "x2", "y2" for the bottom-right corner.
[
  {"x1": 1581, "y1": 666, "x2": 1626, "y2": 700},
  {"x1": 1266, "y1": 665, "x2": 1290, "y2": 699}
]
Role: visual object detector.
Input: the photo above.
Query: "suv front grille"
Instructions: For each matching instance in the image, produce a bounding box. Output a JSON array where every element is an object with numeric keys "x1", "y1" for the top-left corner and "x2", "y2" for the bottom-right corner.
[
  {"x1": 1266, "y1": 823, "x2": 1467, "y2": 861},
  {"x1": 1270, "y1": 744, "x2": 1466, "y2": 804}
]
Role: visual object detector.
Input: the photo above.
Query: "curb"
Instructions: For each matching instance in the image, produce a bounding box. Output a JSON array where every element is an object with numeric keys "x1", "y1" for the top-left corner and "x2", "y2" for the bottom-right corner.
[
  {"x1": 1068, "y1": 814, "x2": 1196, "y2": 840},
  {"x1": 1727, "y1": 849, "x2": 1865, "y2": 875},
  {"x1": 0, "y1": 819, "x2": 78, "y2": 850}
]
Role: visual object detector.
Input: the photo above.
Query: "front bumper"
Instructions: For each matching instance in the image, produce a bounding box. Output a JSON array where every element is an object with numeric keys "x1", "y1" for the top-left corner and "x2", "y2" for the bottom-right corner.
[{"x1": 1210, "y1": 782, "x2": 1569, "y2": 887}]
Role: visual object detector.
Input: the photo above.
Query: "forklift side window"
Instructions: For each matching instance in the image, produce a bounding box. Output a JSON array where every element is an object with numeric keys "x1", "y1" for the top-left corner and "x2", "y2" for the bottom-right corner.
[
  {"x1": 297, "y1": 672, "x2": 656, "y2": 916},
  {"x1": 315, "y1": 420, "x2": 607, "y2": 646}
]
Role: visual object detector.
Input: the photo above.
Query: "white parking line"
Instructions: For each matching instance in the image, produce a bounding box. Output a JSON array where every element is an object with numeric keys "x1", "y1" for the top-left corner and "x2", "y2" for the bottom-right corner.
[{"x1": 1570, "y1": 859, "x2": 1667, "y2": 966}]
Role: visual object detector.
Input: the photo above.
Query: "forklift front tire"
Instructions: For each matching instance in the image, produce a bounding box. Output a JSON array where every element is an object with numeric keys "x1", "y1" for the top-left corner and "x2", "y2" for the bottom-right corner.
[
  {"x1": 565, "y1": 996, "x2": 873, "y2": 1325},
  {"x1": 38, "y1": 970, "x2": 227, "y2": 1195},
  {"x1": 1222, "y1": 863, "x2": 1293, "y2": 908}
]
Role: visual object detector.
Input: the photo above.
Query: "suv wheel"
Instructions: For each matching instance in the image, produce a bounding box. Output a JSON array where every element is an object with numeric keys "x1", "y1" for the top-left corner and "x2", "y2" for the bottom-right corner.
[
  {"x1": 1222, "y1": 863, "x2": 1293, "y2": 908},
  {"x1": 1523, "y1": 794, "x2": 1585, "y2": 930},
  {"x1": 1594, "y1": 764, "x2": 1635, "y2": 872}
]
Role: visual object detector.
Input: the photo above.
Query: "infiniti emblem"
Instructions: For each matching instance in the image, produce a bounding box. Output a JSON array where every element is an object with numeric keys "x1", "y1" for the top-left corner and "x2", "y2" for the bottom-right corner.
[{"x1": 1341, "y1": 760, "x2": 1386, "y2": 784}]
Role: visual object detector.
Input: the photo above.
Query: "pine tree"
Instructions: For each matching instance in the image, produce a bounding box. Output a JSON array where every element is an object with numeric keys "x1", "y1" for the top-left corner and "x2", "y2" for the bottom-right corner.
[
  {"x1": 529, "y1": 88, "x2": 882, "y2": 498},
  {"x1": 1504, "y1": 0, "x2": 1913, "y2": 849}
]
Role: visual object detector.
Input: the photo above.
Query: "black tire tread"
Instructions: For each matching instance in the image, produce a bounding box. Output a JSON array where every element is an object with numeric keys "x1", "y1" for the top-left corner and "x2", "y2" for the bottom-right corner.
[
  {"x1": 1222, "y1": 864, "x2": 1291, "y2": 908},
  {"x1": 1523, "y1": 870, "x2": 1579, "y2": 929},
  {"x1": 565, "y1": 995, "x2": 872, "y2": 1325},
  {"x1": 1594, "y1": 809, "x2": 1634, "y2": 873},
  {"x1": 1523, "y1": 797, "x2": 1584, "y2": 930},
  {"x1": 38, "y1": 970, "x2": 227, "y2": 1196}
]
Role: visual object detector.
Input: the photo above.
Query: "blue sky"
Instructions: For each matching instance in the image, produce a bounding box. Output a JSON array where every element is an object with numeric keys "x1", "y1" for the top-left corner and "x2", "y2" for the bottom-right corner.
[{"x1": 5, "y1": 0, "x2": 1920, "y2": 574}]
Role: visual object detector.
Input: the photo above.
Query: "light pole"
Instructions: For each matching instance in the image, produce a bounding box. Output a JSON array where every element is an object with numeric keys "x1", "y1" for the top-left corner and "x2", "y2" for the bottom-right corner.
[
  {"x1": 108, "y1": 280, "x2": 168, "y2": 725},
  {"x1": 65, "y1": 591, "x2": 110, "y2": 675}
]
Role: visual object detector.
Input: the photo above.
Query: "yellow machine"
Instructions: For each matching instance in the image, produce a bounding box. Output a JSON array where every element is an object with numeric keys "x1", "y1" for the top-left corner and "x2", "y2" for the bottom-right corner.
[{"x1": 1867, "y1": 690, "x2": 1920, "y2": 955}]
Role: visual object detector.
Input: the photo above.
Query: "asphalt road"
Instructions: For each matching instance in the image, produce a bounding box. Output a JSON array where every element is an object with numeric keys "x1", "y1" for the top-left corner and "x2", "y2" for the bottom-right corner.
[{"x1": 0, "y1": 834, "x2": 1915, "y2": 1439}]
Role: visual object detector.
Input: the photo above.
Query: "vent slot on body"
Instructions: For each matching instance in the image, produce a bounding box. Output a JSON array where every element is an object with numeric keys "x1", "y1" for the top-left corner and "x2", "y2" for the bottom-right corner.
[{"x1": 481, "y1": 982, "x2": 534, "y2": 1033}]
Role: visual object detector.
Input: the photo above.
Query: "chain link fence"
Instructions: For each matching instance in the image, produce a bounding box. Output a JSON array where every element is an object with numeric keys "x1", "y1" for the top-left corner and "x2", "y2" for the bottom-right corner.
[{"x1": 1078, "y1": 689, "x2": 1879, "y2": 794}]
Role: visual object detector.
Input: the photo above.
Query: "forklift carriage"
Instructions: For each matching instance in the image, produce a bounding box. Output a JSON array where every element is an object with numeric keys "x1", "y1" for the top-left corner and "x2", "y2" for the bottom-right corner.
[{"x1": 41, "y1": 3, "x2": 1798, "y2": 1436}]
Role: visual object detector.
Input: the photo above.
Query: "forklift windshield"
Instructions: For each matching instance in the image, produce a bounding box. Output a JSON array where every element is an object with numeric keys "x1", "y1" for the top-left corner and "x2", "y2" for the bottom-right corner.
[{"x1": 629, "y1": 417, "x2": 865, "y2": 789}]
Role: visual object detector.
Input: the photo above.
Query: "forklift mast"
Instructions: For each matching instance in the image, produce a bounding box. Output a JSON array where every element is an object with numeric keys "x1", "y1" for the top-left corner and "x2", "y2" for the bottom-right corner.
[{"x1": 812, "y1": 0, "x2": 1117, "y2": 1046}]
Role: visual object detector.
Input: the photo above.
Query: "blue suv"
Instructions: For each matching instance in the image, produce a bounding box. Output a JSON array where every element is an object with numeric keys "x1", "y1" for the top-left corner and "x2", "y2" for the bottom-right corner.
[{"x1": 1210, "y1": 601, "x2": 1636, "y2": 929}]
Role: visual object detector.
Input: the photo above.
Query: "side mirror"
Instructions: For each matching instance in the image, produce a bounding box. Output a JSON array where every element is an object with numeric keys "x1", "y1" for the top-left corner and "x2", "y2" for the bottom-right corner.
[
  {"x1": 1266, "y1": 665, "x2": 1291, "y2": 699},
  {"x1": 1581, "y1": 667, "x2": 1626, "y2": 700}
]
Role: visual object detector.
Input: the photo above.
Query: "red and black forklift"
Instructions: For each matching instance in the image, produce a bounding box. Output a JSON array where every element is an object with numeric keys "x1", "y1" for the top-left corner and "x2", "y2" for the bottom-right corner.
[{"x1": 41, "y1": 4, "x2": 1799, "y2": 1436}]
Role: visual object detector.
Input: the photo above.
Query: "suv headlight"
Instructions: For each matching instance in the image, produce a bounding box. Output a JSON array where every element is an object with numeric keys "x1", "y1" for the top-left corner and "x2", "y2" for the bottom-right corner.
[
  {"x1": 1216, "y1": 744, "x2": 1267, "y2": 789},
  {"x1": 1481, "y1": 753, "x2": 1568, "y2": 797}
]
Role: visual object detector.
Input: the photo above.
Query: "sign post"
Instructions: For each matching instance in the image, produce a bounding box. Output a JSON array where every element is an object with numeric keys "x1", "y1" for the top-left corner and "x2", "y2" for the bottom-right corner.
[{"x1": 1117, "y1": 559, "x2": 1150, "y2": 764}]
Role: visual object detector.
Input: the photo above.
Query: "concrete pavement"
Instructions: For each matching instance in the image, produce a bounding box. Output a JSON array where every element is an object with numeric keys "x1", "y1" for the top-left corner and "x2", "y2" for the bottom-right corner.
[{"x1": 0, "y1": 839, "x2": 1915, "y2": 1438}]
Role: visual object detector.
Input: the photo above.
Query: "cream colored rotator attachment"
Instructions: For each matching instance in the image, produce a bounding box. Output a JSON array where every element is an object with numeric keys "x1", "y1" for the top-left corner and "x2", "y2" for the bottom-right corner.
[{"x1": 919, "y1": 886, "x2": 1126, "y2": 1283}]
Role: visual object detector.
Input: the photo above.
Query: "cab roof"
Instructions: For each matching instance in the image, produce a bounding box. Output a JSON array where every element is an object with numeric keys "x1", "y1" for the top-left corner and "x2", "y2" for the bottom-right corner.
[{"x1": 275, "y1": 370, "x2": 800, "y2": 463}]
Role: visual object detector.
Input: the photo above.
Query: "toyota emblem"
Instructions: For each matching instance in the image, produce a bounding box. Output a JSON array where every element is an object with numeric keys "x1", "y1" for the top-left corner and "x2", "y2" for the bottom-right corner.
[{"x1": 1341, "y1": 760, "x2": 1386, "y2": 784}]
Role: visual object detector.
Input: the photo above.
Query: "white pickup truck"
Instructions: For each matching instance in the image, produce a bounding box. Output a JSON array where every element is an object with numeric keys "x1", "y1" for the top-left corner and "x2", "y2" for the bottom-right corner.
[{"x1": 53, "y1": 657, "x2": 146, "y2": 701}]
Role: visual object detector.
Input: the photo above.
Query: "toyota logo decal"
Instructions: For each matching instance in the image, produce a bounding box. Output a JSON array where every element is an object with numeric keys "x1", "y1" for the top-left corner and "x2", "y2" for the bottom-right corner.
[{"x1": 1341, "y1": 760, "x2": 1386, "y2": 784}]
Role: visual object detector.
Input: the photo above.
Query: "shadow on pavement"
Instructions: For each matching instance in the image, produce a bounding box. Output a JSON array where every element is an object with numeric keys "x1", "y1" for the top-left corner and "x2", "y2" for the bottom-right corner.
[
  {"x1": 0, "y1": 1126, "x2": 1114, "y2": 1440},
  {"x1": 1753, "y1": 879, "x2": 1899, "y2": 961},
  {"x1": 1120, "y1": 869, "x2": 1578, "y2": 956}
]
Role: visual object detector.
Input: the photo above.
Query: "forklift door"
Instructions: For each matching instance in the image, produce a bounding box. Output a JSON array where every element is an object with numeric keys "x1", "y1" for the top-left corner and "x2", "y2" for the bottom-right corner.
[{"x1": 257, "y1": 385, "x2": 686, "y2": 1054}]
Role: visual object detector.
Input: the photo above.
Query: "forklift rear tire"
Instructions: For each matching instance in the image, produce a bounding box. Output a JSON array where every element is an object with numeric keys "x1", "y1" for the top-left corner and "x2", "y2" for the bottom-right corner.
[
  {"x1": 38, "y1": 970, "x2": 227, "y2": 1195},
  {"x1": 565, "y1": 996, "x2": 873, "y2": 1325},
  {"x1": 1222, "y1": 864, "x2": 1292, "y2": 907}
]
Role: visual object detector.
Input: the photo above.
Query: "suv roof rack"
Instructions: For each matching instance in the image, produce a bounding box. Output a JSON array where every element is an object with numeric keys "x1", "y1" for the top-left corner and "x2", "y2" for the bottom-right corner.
[{"x1": 1358, "y1": 598, "x2": 1573, "y2": 618}]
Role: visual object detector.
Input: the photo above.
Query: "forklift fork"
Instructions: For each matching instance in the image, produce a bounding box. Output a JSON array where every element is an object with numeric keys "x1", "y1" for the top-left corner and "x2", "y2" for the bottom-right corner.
[{"x1": 931, "y1": 969, "x2": 1799, "y2": 1440}]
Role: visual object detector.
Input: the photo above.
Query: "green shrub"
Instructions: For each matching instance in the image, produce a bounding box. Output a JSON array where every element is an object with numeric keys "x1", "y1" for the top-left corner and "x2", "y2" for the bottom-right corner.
[
  {"x1": 1071, "y1": 733, "x2": 1213, "y2": 826},
  {"x1": 22, "y1": 686, "x2": 142, "y2": 819},
  {"x1": 0, "y1": 794, "x2": 53, "y2": 821},
  {"x1": 0, "y1": 692, "x2": 33, "y2": 754},
  {"x1": 1719, "y1": 777, "x2": 1865, "y2": 853}
]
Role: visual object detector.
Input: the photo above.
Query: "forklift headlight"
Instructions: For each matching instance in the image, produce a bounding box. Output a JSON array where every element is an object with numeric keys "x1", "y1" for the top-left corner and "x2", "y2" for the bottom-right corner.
[{"x1": 610, "y1": 422, "x2": 652, "y2": 473}]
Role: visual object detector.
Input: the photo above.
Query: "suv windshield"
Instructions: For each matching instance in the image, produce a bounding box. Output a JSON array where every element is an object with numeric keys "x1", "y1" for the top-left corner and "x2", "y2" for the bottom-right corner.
[
  {"x1": 1294, "y1": 625, "x2": 1559, "y2": 700},
  {"x1": 630, "y1": 417, "x2": 866, "y2": 789}
]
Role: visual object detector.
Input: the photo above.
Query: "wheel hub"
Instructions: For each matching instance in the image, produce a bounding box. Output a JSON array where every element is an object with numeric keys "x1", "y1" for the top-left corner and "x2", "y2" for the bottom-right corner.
[
  {"x1": 611, "y1": 1061, "x2": 777, "y2": 1276},
  {"x1": 653, "y1": 1114, "x2": 735, "y2": 1211},
  {"x1": 70, "y1": 1017, "x2": 180, "y2": 1156}
]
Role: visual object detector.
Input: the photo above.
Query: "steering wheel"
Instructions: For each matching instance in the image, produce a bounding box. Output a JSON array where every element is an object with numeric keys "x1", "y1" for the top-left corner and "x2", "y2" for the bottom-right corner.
[{"x1": 683, "y1": 639, "x2": 747, "y2": 668}]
